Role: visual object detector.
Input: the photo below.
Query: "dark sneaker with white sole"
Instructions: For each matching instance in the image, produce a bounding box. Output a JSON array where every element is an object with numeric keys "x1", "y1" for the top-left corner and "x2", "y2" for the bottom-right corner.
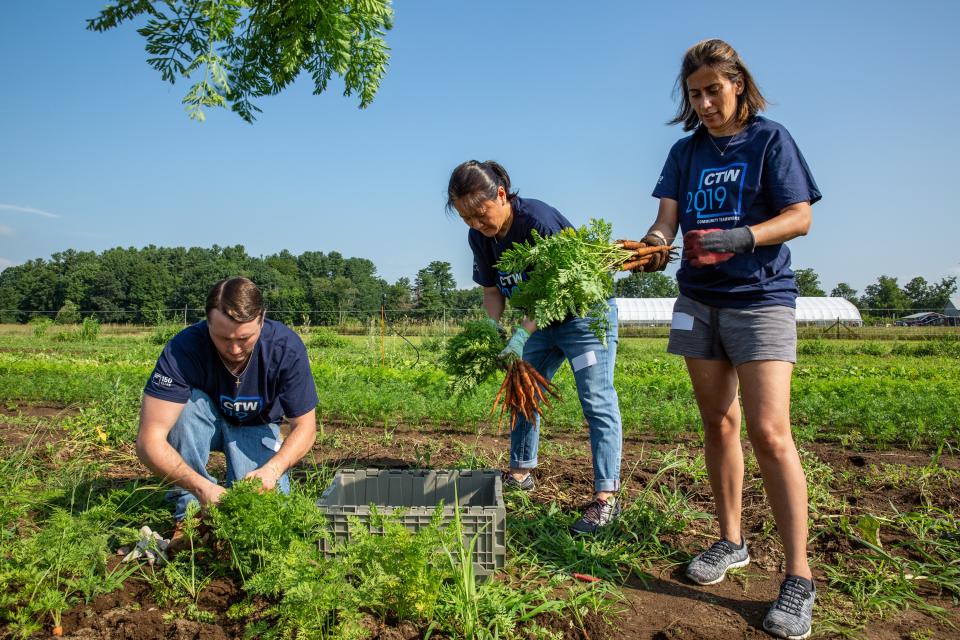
[
  {"x1": 501, "y1": 471, "x2": 535, "y2": 492},
  {"x1": 570, "y1": 497, "x2": 621, "y2": 535},
  {"x1": 762, "y1": 575, "x2": 815, "y2": 639},
  {"x1": 685, "y1": 537, "x2": 750, "y2": 585}
]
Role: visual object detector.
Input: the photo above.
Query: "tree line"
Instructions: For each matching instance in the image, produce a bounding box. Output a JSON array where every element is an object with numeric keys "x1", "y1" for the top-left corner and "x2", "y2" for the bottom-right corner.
[
  {"x1": 0, "y1": 248, "x2": 955, "y2": 325},
  {"x1": 612, "y1": 269, "x2": 958, "y2": 316},
  {"x1": 0, "y1": 246, "x2": 481, "y2": 325},
  {"x1": 793, "y1": 269, "x2": 957, "y2": 314}
]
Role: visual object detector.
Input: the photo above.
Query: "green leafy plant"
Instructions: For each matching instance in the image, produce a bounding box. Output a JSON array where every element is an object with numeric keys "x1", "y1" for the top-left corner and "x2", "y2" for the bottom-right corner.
[
  {"x1": 150, "y1": 322, "x2": 184, "y2": 345},
  {"x1": 442, "y1": 320, "x2": 504, "y2": 396},
  {"x1": 308, "y1": 326, "x2": 349, "y2": 350},
  {"x1": 496, "y1": 219, "x2": 634, "y2": 342},
  {"x1": 208, "y1": 479, "x2": 329, "y2": 580},
  {"x1": 80, "y1": 316, "x2": 101, "y2": 342},
  {"x1": 239, "y1": 504, "x2": 454, "y2": 639},
  {"x1": 0, "y1": 509, "x2": 118, "y2": 637},
  {"x1": 87, "y1": 0, "x2": 394, "y2": 122},
  {"x1": 54, "y1": 301, "x2": 81, "y2": 325},
  {"x1": 30, "y1": 317, "x2": 53, "y2": 338}
]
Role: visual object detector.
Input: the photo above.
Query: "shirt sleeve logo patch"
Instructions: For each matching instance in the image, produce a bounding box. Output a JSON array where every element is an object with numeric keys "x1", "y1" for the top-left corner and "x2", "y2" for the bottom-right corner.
[
  {"x1": 688, "y1": 162, "x2": 747, "y2": 224},
  {"x1": 152, "y1": 372, "x2": 173, "y2": 388}
]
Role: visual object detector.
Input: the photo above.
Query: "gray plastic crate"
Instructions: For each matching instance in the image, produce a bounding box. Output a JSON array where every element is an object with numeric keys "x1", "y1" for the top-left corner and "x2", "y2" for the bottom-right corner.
[{"x1": 316, "y1": 469, "x2": 506, "y2": 579}]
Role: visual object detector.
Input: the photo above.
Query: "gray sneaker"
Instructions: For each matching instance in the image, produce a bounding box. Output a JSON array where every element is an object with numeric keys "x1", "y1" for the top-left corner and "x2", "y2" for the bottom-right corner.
[
  {"x1": 762, "y1": 576, "x2": 815, "y2": 639},
  {"x1": 501, "y1": 471, "x2": 534, "y2": 492},
  {"x1": 570, "y1": 497, "x2": 622, "y2": 535},
  {"x1": 685, "y1": 537, "x2": 750, "y2": 585}
]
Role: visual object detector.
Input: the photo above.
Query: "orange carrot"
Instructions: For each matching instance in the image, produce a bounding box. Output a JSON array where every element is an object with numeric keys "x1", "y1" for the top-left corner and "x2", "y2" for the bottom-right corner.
[
  {"x1": 525, "y1": 365, "x2": 561, "y2": 400},
  {"x1": 489, "y1": 374, "x2": 510, "y2": 417},
  {"x1": 620, "y1": 258, "x2": 651, "y2": 272},
  {"x1": 516, "y1": 364, "x2": 542, "y2": 416},
  {"x1": 632, "y1": 244, "x2": 674, "y2": 257}
]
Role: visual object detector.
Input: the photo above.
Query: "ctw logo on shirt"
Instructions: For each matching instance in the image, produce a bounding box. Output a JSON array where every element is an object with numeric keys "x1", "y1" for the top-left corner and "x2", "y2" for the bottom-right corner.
[
  {"x1": 497, "y1": 271, "x2": 526, "y2": 298},
  {"x1": 152, "y1": 372, "x2": 173, "y2": 388},
  {"x1": 220, "y1": 396, "x2": 262, "y2": 421},
  {"x1": 688, "y1": 162, "x2": 748, "y2": 223}
]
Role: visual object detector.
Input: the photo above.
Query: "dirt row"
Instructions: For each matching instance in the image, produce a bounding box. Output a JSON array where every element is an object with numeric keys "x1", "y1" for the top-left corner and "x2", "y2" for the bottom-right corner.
[{"x1": 2, "y1": 407, "x2": 958, "y2": 639}]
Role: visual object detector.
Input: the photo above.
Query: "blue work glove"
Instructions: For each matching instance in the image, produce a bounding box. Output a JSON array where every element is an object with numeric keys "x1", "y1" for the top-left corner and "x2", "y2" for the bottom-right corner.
[
  {"x1": 498, "y1": 327, "x2": 530, "y2": 364},
  {"x1": 697, "y1": 226, "x2": 756, "y2": 254},
  {"x1": 482, "y1": 317, "x2": 508, "y2": 341}
]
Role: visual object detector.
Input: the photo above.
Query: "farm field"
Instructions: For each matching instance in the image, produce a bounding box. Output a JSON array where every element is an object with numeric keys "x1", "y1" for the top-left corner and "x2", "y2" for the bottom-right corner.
[{"x1": 1, "y1": 324, "x2": 958, "y2": 639}]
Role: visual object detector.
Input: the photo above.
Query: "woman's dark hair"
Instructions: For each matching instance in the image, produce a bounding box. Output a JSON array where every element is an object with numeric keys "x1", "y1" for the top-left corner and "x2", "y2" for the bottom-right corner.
[
  {"x1": 205, "y1": 277, "x2": 264, "y2": 323},
  {"x1": 669, "y1": 39, "x2": 767, "y2": 132},
  {"x1": 445, "y1": 160, "x2": 518, "y2": 215}
]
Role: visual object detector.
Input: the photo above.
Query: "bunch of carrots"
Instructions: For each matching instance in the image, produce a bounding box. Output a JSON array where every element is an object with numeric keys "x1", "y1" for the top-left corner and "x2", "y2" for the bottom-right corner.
[
  {"x1": 490, "y1": 357, "x2": 561, "y2": 431},
  {"x1": 492, "y1": 238, "x2": 674, "y2": 430},
  {"x1": 616, "y1": 240, "x2": 677, "y2": 271}
]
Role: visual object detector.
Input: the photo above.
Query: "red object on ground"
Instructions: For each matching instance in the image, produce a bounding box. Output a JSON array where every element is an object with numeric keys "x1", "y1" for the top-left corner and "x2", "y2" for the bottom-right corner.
[
  {"x1": 572, "y1": 572, "x2": 601, "y2": 582},
  {"x1": 683, "y1": 229, "x2": 734, "y2": 267}
]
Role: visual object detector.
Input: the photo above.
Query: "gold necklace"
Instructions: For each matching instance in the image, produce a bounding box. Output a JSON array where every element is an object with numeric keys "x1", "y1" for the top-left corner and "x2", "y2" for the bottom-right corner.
[{"x1": 217, "y1": 350, "x2": 254, "y2": 389}]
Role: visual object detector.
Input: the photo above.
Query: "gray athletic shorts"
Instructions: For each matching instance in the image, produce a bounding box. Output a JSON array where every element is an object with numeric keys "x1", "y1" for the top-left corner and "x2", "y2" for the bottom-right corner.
[{"x1": 666, "y1": 294, "x2": 797, "y2": 366}]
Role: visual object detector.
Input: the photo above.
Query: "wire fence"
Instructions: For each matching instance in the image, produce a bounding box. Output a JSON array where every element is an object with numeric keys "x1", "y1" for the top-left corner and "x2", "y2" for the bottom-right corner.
[{"x1": 2, "y1": 306, "x2": 958, "y2": 340}]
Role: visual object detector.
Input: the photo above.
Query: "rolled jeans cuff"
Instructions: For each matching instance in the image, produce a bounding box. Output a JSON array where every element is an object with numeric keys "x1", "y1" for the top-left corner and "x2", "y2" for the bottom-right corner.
[
  {"x1": 594, "y1": 479, "x2": 620, "y2": 493},
  {"x1": 510, "y1": 456, "x2": 538, "y2": 470}
]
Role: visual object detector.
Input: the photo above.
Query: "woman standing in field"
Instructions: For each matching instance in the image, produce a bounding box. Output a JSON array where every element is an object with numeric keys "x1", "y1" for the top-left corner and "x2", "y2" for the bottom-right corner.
[
  {"x1": 447, "y1": 160, "x2": 623, "y2": 535},
  {"x1": 638, "y1": 40, "x2": 821, "y2": 639}
]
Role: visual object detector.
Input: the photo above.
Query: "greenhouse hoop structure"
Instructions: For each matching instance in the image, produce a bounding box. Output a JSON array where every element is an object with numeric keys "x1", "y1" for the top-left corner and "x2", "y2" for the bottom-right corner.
[{"x1": 615, "y1": 297, "x2": 863, "y2": 327}]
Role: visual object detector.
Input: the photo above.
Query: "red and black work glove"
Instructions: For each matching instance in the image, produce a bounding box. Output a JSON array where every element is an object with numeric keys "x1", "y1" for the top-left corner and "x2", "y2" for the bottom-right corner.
[{"x1": 683, "y1": 227, "x2": 754, "y2": 268}]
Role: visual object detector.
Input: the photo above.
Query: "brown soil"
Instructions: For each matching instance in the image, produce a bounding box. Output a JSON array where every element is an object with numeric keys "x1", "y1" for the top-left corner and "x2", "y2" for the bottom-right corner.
[
  {"x1": 0, "y1": 403, "x2": 78, "y2": 450},
  {"x1": 6, "y1": 414, "x2": 958, "y2": 640}
]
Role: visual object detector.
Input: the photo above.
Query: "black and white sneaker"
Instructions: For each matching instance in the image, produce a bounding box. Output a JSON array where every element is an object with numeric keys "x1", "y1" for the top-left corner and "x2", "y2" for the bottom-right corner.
[
  {"x1": 570, "y1": 497, "x2": 621, "y2": 535},
  {"x1": 685, "y1": 537, "x2": 750, "y2": 585},
  {"x1": 762, "y1": 575, "x2": 815, "y2": 639},
  {"x1": 501, "y1": 471, "x2": 535, "y2": 492}
]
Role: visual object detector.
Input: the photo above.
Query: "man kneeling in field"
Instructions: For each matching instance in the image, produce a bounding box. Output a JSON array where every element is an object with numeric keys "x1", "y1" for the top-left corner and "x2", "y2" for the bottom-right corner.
[{"x1": 137, "y1": 277, "x2": 318, "y2": 548}]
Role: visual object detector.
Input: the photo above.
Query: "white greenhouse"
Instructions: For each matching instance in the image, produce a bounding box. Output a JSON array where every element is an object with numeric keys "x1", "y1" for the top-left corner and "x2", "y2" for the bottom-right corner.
[{"x1": 615, "y1": 297, "x2": 862, "y2": 327}]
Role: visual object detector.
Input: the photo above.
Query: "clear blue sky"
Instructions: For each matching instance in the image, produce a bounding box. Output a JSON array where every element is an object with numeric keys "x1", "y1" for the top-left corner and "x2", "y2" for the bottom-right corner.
[{"x1": 1, "y1": 1, "x2": 958, "y2": 294}]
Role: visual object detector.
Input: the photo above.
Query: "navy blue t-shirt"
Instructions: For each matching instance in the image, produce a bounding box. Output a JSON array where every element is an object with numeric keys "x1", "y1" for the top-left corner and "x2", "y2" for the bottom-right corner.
[
  {"x1": 144, "y1": 319, "x2": 318, "y2": 427},
  {"x1": 652, "y1": 116, "x2": 821, "y2": 308},
  {"x1": 469, "y1": 196, "x2": 573, "y2": 298}
]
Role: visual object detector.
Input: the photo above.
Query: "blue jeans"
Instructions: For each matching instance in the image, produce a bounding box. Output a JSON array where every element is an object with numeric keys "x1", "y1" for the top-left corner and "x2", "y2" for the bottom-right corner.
[
  {"x1": 511, "y1": 301, "x2": 622, "y2": 493},
  {"x1": 166, "y1": 389, "x2": 290, "y2": 520}
]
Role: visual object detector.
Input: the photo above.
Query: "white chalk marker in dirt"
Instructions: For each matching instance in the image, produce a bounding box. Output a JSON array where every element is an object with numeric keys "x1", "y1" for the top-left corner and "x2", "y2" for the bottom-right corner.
[
  {"x1": 261, "y1": 437, "x2": 282, "y2": 452},
  {"x1": 571, "y1": 350, "x2": 598, "y2": 372}
]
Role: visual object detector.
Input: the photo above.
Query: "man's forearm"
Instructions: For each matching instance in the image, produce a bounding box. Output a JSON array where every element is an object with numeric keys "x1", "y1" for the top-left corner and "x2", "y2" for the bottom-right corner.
[
  {"x1": 137, "y1": 436, "x2": 215, "y2": 497},
  {"x1": 266, "y1": 414, "x2": 317, "y2": 474}
]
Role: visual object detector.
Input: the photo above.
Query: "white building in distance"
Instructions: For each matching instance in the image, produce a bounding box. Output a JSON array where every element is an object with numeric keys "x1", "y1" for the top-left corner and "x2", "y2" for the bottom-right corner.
[{"x1": 615, "y1": 297, "x2": 863, "y2": 327}]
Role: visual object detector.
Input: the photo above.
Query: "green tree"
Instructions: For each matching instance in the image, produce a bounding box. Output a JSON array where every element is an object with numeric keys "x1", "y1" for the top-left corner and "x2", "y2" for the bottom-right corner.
[
  {"x1": 613, "y1": 272, "x2": 679, "y2": 298},
  {"x1": 904, "y1": 276, "x2": 958, "y2": 310},
  {"x1": 385, "y1": 277, "x2": 413, "y2": 310},
  {"x1": 55, "y1": 300, "x2": 81, "y2": 325},
  {"x1": 860, "y1": 276, "x2": 910, "y2": 314},
  {"x1": 8, "y1": 259, "x2": 59, "y2": 320},
  {"x1": 88, "y1": 0, "x2": 394, "y2": 122},
  {"x1": 0, "y1": 285, "x2": 19, "y2": 323},
  {"x1": 794, "y1": 268, "x2": 825, "y2": 297},
  {"x1": 449, "y1": 286, "x2": 484, "y2": 310},
  {"x1": 830, "y1": 282, "x2": 859, "y2": 306},
  {"x1": 414, "y1": 261, "x2": 456, "y2": 318}
]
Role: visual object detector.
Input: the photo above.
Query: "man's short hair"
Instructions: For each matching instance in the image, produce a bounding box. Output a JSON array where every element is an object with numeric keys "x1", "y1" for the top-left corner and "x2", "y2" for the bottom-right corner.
[{"x1": 205, "y1": 277, "x2": 264, "y2": 323}]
